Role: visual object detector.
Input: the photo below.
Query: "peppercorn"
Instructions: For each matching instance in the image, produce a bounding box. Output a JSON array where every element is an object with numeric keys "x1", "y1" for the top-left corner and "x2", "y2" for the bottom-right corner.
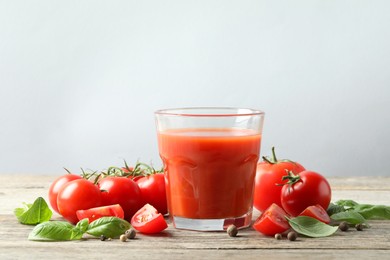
[
  {"x1": 227, "y1": 225, "x2": 238, "y2": 237},
  {"x1": 287, "y1": 231, "x2": 297, "y2": 241},
  {"x1": 339, "y1": 221, "x2": 349, "y2": 232},
  {"x1": 125, "y1": 228, "x2": 137, "y2": 239},
  {"x1": 355, "y1": 223, "x2": 364, "y2": 231},
  {"x1": 120, "y1": 234, "x2": 127, "y2": 242},
  {"x1": 274, "y1": 233, "x2": 282, "y2": 240}
]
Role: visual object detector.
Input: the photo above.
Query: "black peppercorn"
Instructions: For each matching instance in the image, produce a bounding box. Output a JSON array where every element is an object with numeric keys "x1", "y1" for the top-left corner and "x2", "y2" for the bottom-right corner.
[
  {"x1": 227, "y1": 225, "x2": 238, "y2": 237},
  {"x1": 339, "y1": 221, "x2": 349, "y2": 232},
  {"x1": 287, "y1": 231, "x2": 297, "y2": 241},
  {"x1": 355, "y1": 223, "x2": 364, "y2": 231},
  {"x1": 125, "y1": 228, "x2": 137, "y2": 239},
  {"x1": 274, "y1": 233, "x2": 282, "y2": 240},
  {"x1": 120, "y1": 234, "x2": 127, "y2": 242}
]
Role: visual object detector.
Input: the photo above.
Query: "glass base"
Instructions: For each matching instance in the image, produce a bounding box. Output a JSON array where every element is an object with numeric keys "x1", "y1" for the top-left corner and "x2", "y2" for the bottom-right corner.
[{"x1": 171, "y1": 211, "x2": 253, "y2": 231}]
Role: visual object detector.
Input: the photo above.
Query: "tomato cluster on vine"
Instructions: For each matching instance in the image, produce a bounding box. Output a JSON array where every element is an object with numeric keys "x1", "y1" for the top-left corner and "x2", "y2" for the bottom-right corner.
[{"x1": 48, "y1": 161, "x2": 168, "y2": 234}]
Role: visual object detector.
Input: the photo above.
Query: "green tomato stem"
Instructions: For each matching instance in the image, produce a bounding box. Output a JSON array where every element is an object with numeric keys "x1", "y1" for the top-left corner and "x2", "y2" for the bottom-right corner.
[{"x1": 271, "y1": 146, "x2": 278, "y2": 162}]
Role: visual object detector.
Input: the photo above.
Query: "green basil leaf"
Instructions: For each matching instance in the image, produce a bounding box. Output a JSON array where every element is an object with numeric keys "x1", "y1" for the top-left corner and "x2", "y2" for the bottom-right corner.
[
  {"x1": 75, "y1": 218, "x2": 90, "y2": 234},
  {"x1": 287, "y1": 216, "x2": 338, "y2": 238},
  {"x1": 28, "y1": 221, "x2": 84, "y2": 241},
  {"x1": 333, "y1": 200, "x2": 390, "y2": 220},
  {"x1": 334, "y1": 200, "x2": 359, "y2": 209},
  {"x1": 327, "y1": 203, "x2": 346, "y2": 216},
  {"x1": 87, "y1": 217, "x2": 130, "y2": 238},
  {"x1": 14, "y1": 197, "x2": 52, "y2": 225},
  {"x1": 353, "y1": 204, "x2": 390, "y2": 220},
  {"x1": 330, "y1": 211, "x2": 366, "y2": 224}
]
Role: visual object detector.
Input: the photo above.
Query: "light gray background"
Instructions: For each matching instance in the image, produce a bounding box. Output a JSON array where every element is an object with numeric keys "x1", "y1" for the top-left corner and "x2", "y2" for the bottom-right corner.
[{"x1": 1, "y1": 1, "x2": 389, "y2": 176}]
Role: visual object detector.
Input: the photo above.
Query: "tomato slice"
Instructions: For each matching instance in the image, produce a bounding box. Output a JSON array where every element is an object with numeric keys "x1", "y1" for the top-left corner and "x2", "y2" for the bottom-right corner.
[
  {"x1": 299, "y1": 204, "x2": 331, "y2": 224},
  {"x1": 131, "y1": 204, "x2": 168, "y2": 234},
  {"x1": 253, "y1": 203, "x2": 290, "y2": 236},
  {"x1": 76, "y1": 204, "x2": 124, "y2": 223}
]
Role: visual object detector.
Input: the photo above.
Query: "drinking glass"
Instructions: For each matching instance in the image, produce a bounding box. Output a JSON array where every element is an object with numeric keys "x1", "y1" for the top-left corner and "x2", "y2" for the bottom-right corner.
[{"x1": 155, "y1": 107, "x2": 265, "y2": 231}]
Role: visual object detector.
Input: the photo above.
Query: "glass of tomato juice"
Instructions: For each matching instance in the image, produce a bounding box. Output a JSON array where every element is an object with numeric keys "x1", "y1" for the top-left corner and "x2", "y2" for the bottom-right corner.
[{"x1": 155, "y1": 107, "x2": 265, "y2": 231}]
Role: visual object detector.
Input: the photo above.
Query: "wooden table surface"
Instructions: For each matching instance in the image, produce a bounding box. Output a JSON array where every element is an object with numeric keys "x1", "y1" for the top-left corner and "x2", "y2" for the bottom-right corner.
[{"x1": 1, "y1": 175, "x2": 389, "y2": 259}]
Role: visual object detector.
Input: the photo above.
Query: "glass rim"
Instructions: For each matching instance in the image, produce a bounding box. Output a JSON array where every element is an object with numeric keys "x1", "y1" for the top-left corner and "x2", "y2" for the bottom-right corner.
[{"x1": 154, "y1": 107, "x2": 265, "y2": 117}]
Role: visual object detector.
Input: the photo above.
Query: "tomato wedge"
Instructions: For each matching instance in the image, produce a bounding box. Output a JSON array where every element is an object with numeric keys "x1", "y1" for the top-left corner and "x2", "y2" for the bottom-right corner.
[
  {"x1": 131, "y1": 204, "x2": 168, "y2": 234},
  {"x1": 76, "y1": 204, "x2": 124, "y2": 223},
  {"x1": 299, "y1": 204, "x2": 331, "y2": 224},
  {"x1": 253, "y1": 203, "x2": 290, "y2": 236}
]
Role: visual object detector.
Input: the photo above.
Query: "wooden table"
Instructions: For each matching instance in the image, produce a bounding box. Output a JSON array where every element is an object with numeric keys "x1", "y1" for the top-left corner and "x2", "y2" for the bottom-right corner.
[{"x1": 1, "y1": 175, "x2": 389, "y2": 259}]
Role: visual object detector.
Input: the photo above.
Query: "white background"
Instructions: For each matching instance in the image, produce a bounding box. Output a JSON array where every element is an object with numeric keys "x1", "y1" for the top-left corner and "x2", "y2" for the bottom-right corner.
[{"x1": 1, "y1": 1, "x2": 389, "y2": 176}]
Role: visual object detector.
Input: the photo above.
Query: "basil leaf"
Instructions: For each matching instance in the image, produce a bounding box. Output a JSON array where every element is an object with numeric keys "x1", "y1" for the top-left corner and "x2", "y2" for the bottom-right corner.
[
  {"x1": 287, "y1": 216, "x2": 338, "y2": 238},
  {"x1": 28, "y1": 221, "x2": 84, "y2": 241},
  {"x1": 87, "y1": 217, "x2": 130, "y2": 238},
  {"x1": 334, "y1": 200, "x2": 359, "y2": 209},
  {"x1": 353, "y1": 204, "x2": 390, "y2": 220},
  {"x1": 14, "y1": 197, "x2": 52, "y2": 225},
  {"x1": 333, "y1": 200, "x2": 390, "y2": 220},
  {"x1": 330, "y1": 211, "x2": 366, "y2": 224},
  {"x1": 327, "y1": 203, "x2": 346, "y2": 216},
  {"x1": 75, "y1": 218, "x2": 90, "y2": 234}
]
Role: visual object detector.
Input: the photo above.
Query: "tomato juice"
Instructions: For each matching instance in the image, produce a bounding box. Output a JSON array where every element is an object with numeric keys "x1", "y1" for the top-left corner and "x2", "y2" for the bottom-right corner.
[{"x1": 158, "y1": 128, "x2": 261, "y2": 220}]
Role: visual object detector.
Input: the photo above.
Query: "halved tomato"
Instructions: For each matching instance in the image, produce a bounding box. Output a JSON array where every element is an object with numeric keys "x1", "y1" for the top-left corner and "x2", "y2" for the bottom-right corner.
[
  {"x1": 298, "y1": 204, "x2": 331, "y2": 224},
  {"x1": 131, "y1": 204, "x2": 168, "y2": 234},
  {"x1": 76, "y1": 204, "x2": 124, "y2": 223},
  {"x1": 253, "y1": 203, "x2": 290, "y2": 236}
]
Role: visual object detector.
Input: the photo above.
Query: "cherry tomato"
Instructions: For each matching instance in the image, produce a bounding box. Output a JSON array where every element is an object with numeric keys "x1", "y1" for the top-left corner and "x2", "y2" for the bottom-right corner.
[
  {"x1": 57, "y1": 179, "x2": 102, "y2": 224},
  {"x1": 254, "y1": 147, "x2": 305, "y2": 212},
  {"x1": 299, "y1": 204, "x2": 331, "y2": 224},
  {"x1": 98, "y1": 177, "x2": 143, "y2": 220},
  {"x1": 76, "y1": 204, "x2": 124, "y2": 223},
  {"x1": 48, "y1": 174, "x2": 82, "y2": 213},
  {"x1": 281, "y1": 170, "x2": 332, "y2": 216},
  {"x1": 253, "y1": 203, "x2": 290, "y2": 236},
  {"x1": 136, "y1": 173, "x2": 167, "y2": 215},
  {"x1": 131, "y1": 204, "x2": 168, "y2": 234}
]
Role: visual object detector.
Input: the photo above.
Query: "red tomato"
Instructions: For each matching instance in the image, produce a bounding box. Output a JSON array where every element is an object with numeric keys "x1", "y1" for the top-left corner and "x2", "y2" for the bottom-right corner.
[
  {"x1": 281, "y1": 170, "x2": 332, "y2": 216},
  {"x1": 299, "y1": 204, "x2": 331, "y2": 224},
  {"x1": 253, "y1": 203, "x2": 290, "y2": 236},
  {"x1": 254, "y1": 147, "x2": 305, "y2": 212},
  {"x1": 57, "y1": 179, "x2": 102, "y2": 224},
  {"x1": 136, "y1": 173, "x2": 167, "y2": 215},
  {"x1": 131, "y1": 204, "x2": 168, "y2": 234},
  {"x1": 76, "y1": 204, "x2": 124, "y2": 223},
  {"x1": 48, "y1": 174, "x2": 82, "y2": 213},
  {"x1": 98, "y1": 177, "x2": 143, "y2": 220}
]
